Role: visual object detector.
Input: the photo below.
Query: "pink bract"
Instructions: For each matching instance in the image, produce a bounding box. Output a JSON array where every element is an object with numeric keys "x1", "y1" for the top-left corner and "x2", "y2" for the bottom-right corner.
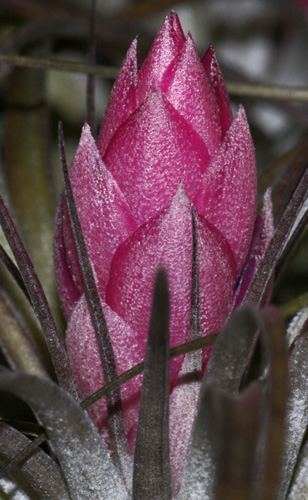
[{"x1": 54, "y1": 12, "x2": 273, "y2": 494}]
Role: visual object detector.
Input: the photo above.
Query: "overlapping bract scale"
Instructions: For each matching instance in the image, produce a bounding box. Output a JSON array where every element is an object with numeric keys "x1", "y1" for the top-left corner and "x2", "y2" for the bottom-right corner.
[
  {"x1": 104, "y1": 89, "x2": 209, "y2": 226},
  {"x1": 56, "y1": 124, "x2": 137, "y2": 315}
]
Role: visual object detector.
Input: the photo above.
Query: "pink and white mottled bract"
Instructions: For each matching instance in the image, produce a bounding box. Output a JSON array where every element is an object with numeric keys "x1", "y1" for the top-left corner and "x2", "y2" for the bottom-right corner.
[{"x1": 54, "y1": 13, "x2": 273, "y2": 496}]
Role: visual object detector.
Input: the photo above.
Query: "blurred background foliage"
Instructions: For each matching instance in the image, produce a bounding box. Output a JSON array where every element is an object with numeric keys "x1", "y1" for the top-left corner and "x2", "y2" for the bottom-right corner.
[{"x1": 0, "y1": 0, "x2": 307, "y2": 327}]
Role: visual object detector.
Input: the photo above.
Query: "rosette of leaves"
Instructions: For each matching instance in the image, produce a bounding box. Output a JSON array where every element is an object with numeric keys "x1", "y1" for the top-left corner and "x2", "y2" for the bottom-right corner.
[{"x1": 0, "y1": 121, "x2": 307, "y2": 499}]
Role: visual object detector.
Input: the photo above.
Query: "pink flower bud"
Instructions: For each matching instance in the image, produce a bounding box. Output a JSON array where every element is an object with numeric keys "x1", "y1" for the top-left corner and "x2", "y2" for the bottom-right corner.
[{"x1": 54, "y1": 12, "x2": 273, "y2": 485}]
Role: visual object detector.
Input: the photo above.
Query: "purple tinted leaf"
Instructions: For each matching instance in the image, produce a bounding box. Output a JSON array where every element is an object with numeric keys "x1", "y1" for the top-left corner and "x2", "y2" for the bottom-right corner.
[
  {"x1": 0, "y1": 369, "x2": 128, "y2": 500},
  {"x1": 189, "y1": 207, "x2": 200, "y2": 341},
  {"x1": 271, "y1": 138, "x2": 308, "y2": 224},
  {"x1": 0, "y1": 194, "x2": 78, "y2": 399},
  {"x1": 177, "y1": 379, "x2": 220, "y2": 500},
  {"x1": 244, "y1": 166, "x2": 308, "y2": 306},
  {"x1": 214, "y1": 383, "x2": 262, "y2": 500},
  {"x1": 288, "y1": 438, "x2": 308, "y2": 499},
  {"x1": 277, "y1": 317, "x2": 308, "y2": 499},
  {"x1": 0, "y1": 244, "x2": 30, "y2": 302},
  {"x1": 58, "y1": 124, "x2": 131, "y2": 486},
  {"x1": 133, "y1": 269, "x2": 171, "y2": 500},
  {"x1": 0, "y1": 422, "x2": 71, "y2": 500},
  {"x1": 0, "y1": 293, "x2": 48, "y2": 377},
  {"x1": 205, "y1": 306, "x2": 258, "y2": 395},
  {"x1": 255, "y1": 308, "x2": 288, "y2": 500},
  {"x1": 179, "y1": 307, "x2": 258, "y2": 500}
]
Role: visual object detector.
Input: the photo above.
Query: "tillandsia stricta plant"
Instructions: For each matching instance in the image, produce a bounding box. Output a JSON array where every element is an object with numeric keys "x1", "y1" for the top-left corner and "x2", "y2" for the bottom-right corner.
[{"x1": 0, "y1": 6, "x2": 308, "y2": 500}]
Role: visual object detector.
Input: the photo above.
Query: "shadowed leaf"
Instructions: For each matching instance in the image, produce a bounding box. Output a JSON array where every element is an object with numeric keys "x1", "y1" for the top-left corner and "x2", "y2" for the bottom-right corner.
[
  {"x1": 0, "y1": 369, "x2": 128, "y2": 500},
  {"x1": 133, "y1": 269, "x2": 171, "y2": 500},
  {"x1": 0, "y1": 421, "x2": 71, "y2": 500},
  {"x1": 0, "y1": 244, "x2": 30, "y2": 302},
  {"x1": 179, "y1": 306, "x2": 259, "y2": 500},
  {"x1": 215, "y1": 383, "x2": 262, "y2": 500},
  {"x1": 0, "y1": 293, "x2": 48, "y2": 378},
  {"x1": 258, "y1": 135, "x2": 308, "y2": 223},
  {"x1": 0, "y1": 195, "x2": 78, "y2": 398},
  {"x1": 206, "y1": 306, "x2": 258, "y2": 395},
  {"x1": 288, "y1": 437, "x2": 308, "y2": 499},
  {"x1": 244, "y1": 165, "x2": 308, "y2": 306},
  {"x1": 255, "y1": 308, "x2": 288, "y2": 500},
  {"x1": 277, "y1": 315, "x2": 308, "y2": 498}
]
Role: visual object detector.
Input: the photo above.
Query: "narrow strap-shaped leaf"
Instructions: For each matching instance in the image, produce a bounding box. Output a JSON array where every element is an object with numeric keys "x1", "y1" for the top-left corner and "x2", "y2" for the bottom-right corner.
[
  {"x1": 288, "y1": 437, "x2": 308, "y2": 499},
  {"x1": 244, "y1": 165, "x2": 308, "y2": 306},
  {"x1": 0, "y1": 194, "x2": 78, "y2": 399},
  {"x1": 0, "y1": 369, "x2": 128, "y2": 500},
  {"x1": 81, "y1": 332, "x2": 218, "y2": 410},
  {"x1": 189, "y1": 207, "x2": 200, "y2": 341},
  {"x1": 0, "y1": 244, "x2": 30, "y2": 302},
  {"x1": 205, "y1": 306, "x2": 258, "y2": 395},
  {"x1": 169, "y1": 209, "x2": 202, "y2": 498},
  {"x1": 178, "y1": 306, "x2": 259, "y2": 500},
  {"x1": 277, "y1": 316, "x2": 308, "y2": 498},
  {"x1": 133, "y1": 269, "x2": 171, "y2": 500},
  {"x1": 215, "y1": 383, "x2": 262, "y2": 500},
  {"x1": 0, "y1": 422, "x2": 71, "y2": 500},
  {"x1": 177, "y1": 378, "x2": 220, "y2": 500},
  {"x1": 58, "y1": 124, "x2": 131, "y2": 485},
  {"x1": 0, "y1": 292, "x2": 48, "y2": 377},
  {"x1": 255, "y1": 308, "x2": 288, "y2": 500}
]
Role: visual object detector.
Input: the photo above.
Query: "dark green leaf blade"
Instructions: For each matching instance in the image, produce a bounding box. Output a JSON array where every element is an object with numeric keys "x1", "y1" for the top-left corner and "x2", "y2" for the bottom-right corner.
[{"x1": 133, "y1": 269, "x2": 171, "y2": 500}]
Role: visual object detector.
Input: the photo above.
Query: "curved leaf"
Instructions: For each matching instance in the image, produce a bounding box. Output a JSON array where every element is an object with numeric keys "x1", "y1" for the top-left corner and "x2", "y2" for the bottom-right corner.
[
  {"x1": 0, "y1": 195, "x2": 78, "y2": 399},
  {"x1": 0, "y1": 421, "x2": 71, "y2": 500},
  {"x1": 0, "y1": 370, "x2": 128, "y2": 500}
]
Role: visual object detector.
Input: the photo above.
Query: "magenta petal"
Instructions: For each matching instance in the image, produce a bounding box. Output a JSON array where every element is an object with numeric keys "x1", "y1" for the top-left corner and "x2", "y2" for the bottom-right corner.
[
  {"x1": 162, "y1": 34, "x2": 221, "y2": 154},
  {"x1": 193, "y1": 106, "x2": 257, "y2": 272},
  {"x1": 66, "y1": 294, "x2": 143, "y2": 449},
  {"x1": 63, "y1": 124, "x2": 137, "y2": 300},
  {"x1": 98, "y1": 39, "x2": 138, "y2": 156},
  {"x1": 136, "y1": 14, "x2": 186, "y2": 106},
  {"x1": 104, "y1": 88, "x2": 210, "y2": 226},
  {"x1": 202, "y1": 45, "x2": 233, "y2": 138},
  {"x1": 54, "y1": 198, "x2": 80, "y2": 318},
  {"x1": 233, "y1": 189, "x2": 274, "y2": 309},
  {"x1": 106, "y1": 187, "x2": 237, "y2": 385},
  {"x1": 170, "y1": 11, "x2": 186, "y2": 40}
]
